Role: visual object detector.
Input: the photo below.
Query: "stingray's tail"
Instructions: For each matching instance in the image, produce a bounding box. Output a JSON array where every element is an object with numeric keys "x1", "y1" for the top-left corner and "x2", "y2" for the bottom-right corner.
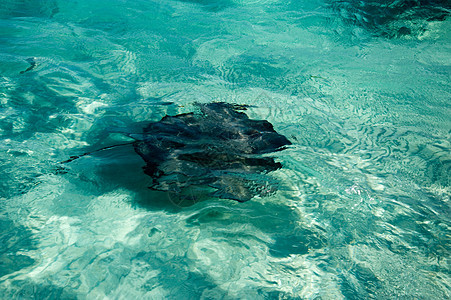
[{"x1": 60, "y1": 142, "x2": 135, "y2": 163}]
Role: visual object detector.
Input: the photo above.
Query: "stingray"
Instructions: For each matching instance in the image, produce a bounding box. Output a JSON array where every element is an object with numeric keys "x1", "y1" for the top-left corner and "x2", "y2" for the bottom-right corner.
[
  {"x1": 63, "y1": 102, "x2": 291, "y2": 202},
  {"x1": 20, "y1": 57, "x2": 37, "y2": 74}
]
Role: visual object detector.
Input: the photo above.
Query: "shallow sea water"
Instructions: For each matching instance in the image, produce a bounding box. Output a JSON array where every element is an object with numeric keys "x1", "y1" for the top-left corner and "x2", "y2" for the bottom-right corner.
[{"x1": 0, "y1": 0, "x2": 450, "y2": 299}]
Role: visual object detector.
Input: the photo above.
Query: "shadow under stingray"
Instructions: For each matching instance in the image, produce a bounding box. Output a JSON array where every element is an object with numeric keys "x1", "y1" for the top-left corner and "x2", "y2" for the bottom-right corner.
[{"x1": 56, "y1": 102, "x2": 328, "y2": 298}]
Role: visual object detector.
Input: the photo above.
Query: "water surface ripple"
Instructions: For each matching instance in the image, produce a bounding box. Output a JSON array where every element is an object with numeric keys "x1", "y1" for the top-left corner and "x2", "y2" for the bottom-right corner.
[{"x1": 0, "y1": 0, "x2": 450, "y2": 299}]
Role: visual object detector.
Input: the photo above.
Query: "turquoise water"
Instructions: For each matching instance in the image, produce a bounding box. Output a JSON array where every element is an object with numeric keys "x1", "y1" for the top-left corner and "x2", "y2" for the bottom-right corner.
[{"x1": 0, "y1": 0, "x2": 450, "y2": 298}]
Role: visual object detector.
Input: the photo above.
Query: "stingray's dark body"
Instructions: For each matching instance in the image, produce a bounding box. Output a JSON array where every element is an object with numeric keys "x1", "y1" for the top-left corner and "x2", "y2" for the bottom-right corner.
[{"x1": 133, "y1": 102, "x2": 291, "y2": 202}]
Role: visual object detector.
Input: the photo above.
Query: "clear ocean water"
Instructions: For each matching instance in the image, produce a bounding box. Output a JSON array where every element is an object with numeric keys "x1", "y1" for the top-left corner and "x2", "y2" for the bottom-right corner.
[{"x1": 0, "y1": 0, "x2": 450, "y2": 299}]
